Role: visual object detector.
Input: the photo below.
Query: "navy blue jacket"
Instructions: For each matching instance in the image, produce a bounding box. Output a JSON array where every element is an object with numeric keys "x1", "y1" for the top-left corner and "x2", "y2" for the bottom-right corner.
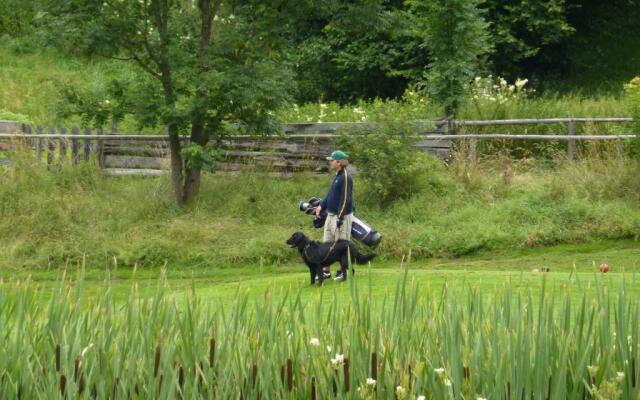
[{"x1": 321, "y1": 169, "x2": 353, "y2": 218}]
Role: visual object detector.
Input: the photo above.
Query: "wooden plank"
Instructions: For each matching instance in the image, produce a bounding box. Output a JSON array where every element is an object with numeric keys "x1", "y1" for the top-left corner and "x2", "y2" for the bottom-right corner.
[
  {"x1": 458, "y1": 118, "x2": 633, "y2": 126},
  {"x1": 103, "y1": 155, "x2": 167, "y2": 169},
  {"x1": 103, "y1": 168, "x2": 165, "y2": 176},
  {"x1": 0, "y1": 120, "x2": 22, "y2": 133},
  {"x1": 103, "y1": 146, "x2": 169, "y2": 157}
]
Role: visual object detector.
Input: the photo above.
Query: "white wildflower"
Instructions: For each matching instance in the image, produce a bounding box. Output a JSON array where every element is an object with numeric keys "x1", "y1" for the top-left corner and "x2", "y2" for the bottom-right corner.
[
  {"x1": 366, "y1": 377, "x2": 376, "y2": 386},
  {"x1": 309, "y1": 337, "x2": 320, "y2": 346},
  {"x1": 434, "y1": 367, "x2": 445, "y2": 376},
  {"x1": 80, "y1": 343, "x2": 94, "y2": 358},
  {"x1": 326, "y1": 346, "x2": 332, "y2": 353},
  {"x1": 444, "y1": 379, "x2": 452, "y2": 387},
  {"x1": 395, "y1": 385, "x2": 406, "y2": 398},
  {"x1": 330, "y1": 353, "x2": 345, "y2": 367},
  {"x1": 417, "y1": 396, "x2": 426, "y2": 400},
  {"x1": 515, "y1": 78, "x2": 528, "y2": 89},
  {"x1": 616, "y1": 371, "x2": 625, "y2": 382}
]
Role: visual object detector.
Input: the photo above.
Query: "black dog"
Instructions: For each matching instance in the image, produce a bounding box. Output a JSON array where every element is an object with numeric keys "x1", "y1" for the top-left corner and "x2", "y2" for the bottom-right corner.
[{"x1": 286, "y1": 231, "x2": 376, "y2": 285}]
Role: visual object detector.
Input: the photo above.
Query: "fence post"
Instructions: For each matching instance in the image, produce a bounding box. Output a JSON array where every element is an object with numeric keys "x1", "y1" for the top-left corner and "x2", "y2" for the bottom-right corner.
[
  {"x1": 71, "y1": 127, "x2": 80, "y2": 165},
  {"x1": 83, "y1": 128, "x2": 92, "y2": 162},
  {"x1": 59, "y1": 127, "x2": 68, "y2": 163},
  {"x1": 469, "y1": 138, "x2": 477, "y2": 166},
  {"x1": 616, "y1": 140, "x2": 624, "y2": 164},
  {"x1": 97, "y1": 128, "x2": 105, "y2": 168},
  {"x1": 24, "y1": 125, "x2": 33, "y2": 152},
  {"x1": 566, "y1": 120, "x2": 576, "y2": 160},
  {"x1": 36, "y1": 126, "x2": 43, "y2": 161},
  {"x1": 47, "y1": 127, "x2": 56, "y2": 166}
]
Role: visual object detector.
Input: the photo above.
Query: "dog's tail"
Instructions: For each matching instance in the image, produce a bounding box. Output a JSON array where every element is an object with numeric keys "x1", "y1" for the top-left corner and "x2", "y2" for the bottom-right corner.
[{"x1": 355, "y1": 252, "x2": 376, "y2": 264}]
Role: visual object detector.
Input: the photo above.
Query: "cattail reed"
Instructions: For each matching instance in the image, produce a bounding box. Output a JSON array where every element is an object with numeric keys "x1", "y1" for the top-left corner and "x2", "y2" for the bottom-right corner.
[
  {"x1": 286, "y1": 359, "x2": 293, "y2": 392},
  {"x1": 154, "y1": 345, "x2": 161, "y2": 377}
]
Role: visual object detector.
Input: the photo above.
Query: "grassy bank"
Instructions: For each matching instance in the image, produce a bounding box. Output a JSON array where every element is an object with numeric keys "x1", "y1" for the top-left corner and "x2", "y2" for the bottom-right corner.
[{"x1": 1, "y1": 149, "x2": 639, "y2": 270}]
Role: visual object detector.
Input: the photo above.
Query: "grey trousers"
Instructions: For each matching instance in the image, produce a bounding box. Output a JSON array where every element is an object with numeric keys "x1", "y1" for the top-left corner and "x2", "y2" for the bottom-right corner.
[{"x1": 323, "y1": 213, "x2": 353, "y2": 242}]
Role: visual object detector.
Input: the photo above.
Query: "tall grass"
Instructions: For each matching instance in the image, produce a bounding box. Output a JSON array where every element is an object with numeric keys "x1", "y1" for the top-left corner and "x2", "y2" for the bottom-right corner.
[
  {"x1": 0, "y1": 269, "x2": 639, "y2": 399},
  {"x1": 1, "y1": 147, "x2": 640, "y2": 269}
]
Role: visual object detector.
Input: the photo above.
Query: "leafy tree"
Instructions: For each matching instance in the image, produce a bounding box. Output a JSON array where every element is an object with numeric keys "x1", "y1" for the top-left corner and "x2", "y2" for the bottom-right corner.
[
  {"x1": 482, "y1": 0, "x2": 573, "y2": 81},
  {"x1": 46, "y1": 0, "x2": 293, "y2": 204},
  {"x1": 287, "y1": 0, "x2": 416, "y2": 103},
  {"x1": 407, "y1": 0, "x2": 490, "y2": 117}
]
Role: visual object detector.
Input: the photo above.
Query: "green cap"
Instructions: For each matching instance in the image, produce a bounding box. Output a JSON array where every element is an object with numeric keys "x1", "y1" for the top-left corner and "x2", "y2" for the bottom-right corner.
[{"x1": 326, "y1": 150, "x2": 348, "y2": 161}]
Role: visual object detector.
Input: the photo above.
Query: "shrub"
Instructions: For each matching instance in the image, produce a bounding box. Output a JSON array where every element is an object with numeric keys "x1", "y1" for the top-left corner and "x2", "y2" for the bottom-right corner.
[{"x1": 336, "y1": 121, "x2": 451, "y2": 207}]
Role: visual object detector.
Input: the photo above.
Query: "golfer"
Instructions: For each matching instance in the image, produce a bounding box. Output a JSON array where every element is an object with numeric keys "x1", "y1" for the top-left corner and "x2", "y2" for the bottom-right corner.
[{"x1": 315, "y1": 149, "x2": 353, "y2": 280}]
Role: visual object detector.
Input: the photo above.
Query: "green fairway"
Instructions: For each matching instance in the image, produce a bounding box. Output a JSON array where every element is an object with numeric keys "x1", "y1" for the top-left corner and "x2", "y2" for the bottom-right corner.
[{"x1": 3, "y1": 238, "x2": 638, "y2": 307}]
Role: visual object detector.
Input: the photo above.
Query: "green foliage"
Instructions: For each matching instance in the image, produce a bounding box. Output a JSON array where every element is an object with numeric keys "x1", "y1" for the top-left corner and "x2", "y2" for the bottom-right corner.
[
  {"x1": 180, "y1": 143, "x2": 220, "y2": 172},
  {"x1": 0, "y1": 110, "x2": 31, "y2": 124},
  {"x1": 337, "y1": 121, "x2": 451, "y2": 206},
  {"x1": 624, "y1": 76, "x2": 640, "y2": 158},
  {"x1": 482, "y1": 0, "x2": 574, "y2": 80},
  {"x1": 289, "y1": 0, "x2": 412, "y2": 102},
  {"x1": 45, "y1": 0, "x2": 293, "y2": 137},
  {"x1": 408, "y1": 0, "x2": 491, "y2": 116}
]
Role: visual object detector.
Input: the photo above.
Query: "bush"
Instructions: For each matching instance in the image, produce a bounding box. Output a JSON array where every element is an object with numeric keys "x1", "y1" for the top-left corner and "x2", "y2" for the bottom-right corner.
[
  {"x1": 623, "y1": 76, "x2": 640, "y2": 158},
  {"x1": 336, "y1": 120, "x2": 452, "y2": 207}
]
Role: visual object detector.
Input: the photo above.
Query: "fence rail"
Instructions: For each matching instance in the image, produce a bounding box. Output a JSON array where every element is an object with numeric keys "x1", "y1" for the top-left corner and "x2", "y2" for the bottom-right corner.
[{"x1": 0, "y1": 117, "x2": 637, "y2": 174}]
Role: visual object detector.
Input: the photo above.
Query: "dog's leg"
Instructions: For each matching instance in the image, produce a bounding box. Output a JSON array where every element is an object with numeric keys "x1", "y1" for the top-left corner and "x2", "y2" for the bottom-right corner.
[{"x1": 310, "y1": 268, "x2": 316, "y2": 285}]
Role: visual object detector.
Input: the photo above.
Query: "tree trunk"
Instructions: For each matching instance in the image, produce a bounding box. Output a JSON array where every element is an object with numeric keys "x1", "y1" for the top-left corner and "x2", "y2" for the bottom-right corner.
[
  {"x1": 167, "y1": 127, "x2": 184, "y2": 205},
  {"x1": 181, "y1": 1, "x2": 220, "y2": 204},
  {"x1": 182, "y1": 121, "x2": 208, "y2": 204}
]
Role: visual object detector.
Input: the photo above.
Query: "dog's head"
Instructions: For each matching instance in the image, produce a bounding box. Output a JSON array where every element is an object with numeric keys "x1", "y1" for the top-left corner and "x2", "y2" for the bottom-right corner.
[{"x1": 286, "y1": 231, "x2": 307, "y2": 248}]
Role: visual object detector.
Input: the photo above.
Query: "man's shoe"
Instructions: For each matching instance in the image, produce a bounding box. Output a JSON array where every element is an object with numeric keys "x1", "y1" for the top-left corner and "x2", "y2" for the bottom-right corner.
[
  {"x1": 333, "y1": 272, "x2": 346, "y2": 281},
  {"x1": 317, "y1": 271, "x2": 331, "y2": 280}
]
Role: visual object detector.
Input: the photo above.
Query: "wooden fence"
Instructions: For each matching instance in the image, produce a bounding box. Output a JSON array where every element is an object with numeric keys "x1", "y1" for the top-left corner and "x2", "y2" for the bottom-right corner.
[
  {"x1": 0, "y1": 121, "x2": 449, "y2": 174},
  {"x1": 0, "y1": 118, "x2": 637, "y2": 174}
]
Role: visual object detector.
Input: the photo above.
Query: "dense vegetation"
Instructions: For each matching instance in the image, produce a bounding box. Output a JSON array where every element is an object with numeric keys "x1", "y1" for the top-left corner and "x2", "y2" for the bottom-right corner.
[
  {"x1": 2, "y1": 269, "x2": 640, "y2": 399},
  {"x1": 1, "y1": 0, "x2": 639, "y2": 104}
]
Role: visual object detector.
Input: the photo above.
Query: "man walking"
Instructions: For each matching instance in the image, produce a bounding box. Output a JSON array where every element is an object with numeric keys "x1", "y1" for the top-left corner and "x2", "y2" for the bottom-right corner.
[{"x1": 315, "y1": 150, "x2": 353, "y2": 281}]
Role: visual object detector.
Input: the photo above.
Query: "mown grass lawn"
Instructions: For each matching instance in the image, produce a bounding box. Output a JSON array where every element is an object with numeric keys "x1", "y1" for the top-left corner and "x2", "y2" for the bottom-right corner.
[{"x1": 3, "y1": 238, "x2": 638, "y2": 307}]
